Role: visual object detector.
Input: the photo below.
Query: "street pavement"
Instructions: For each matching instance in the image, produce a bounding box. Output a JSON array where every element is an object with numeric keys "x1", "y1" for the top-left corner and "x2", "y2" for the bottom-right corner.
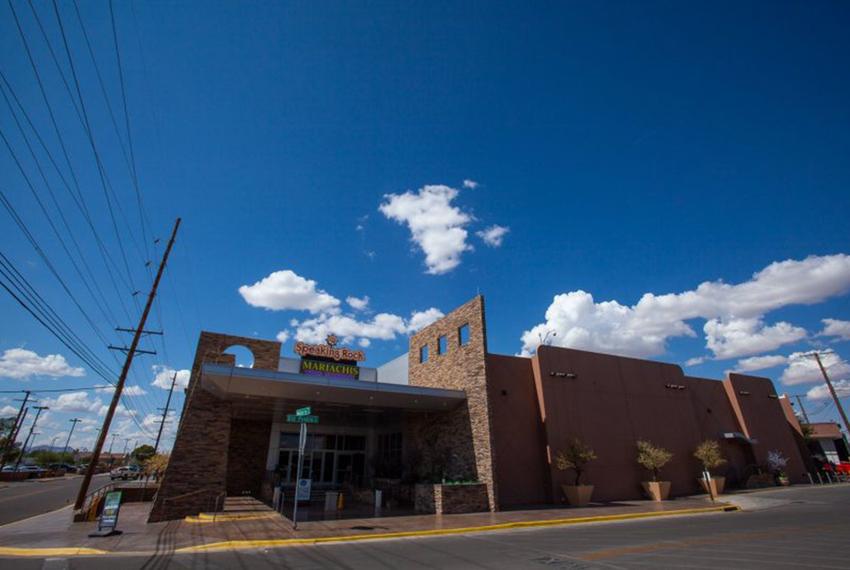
[
  {"x1": 3, "y1": 484, "x2": 850, "y2": 568},
  {"x1": 0, "y1": 473, "x2": 111, "y2": 526}
]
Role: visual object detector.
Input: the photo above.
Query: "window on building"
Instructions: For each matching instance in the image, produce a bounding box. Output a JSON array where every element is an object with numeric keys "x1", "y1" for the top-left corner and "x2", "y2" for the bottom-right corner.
[
  {"x1": 459, "y1": 324, "x2": 470, "y2": 346},
  {"x1": 438, "y1": 335, "x2": 448, "y2": 355},
  {"x1": 420, "y1": 344, "x2": 429, "y2": 363},
  {"x1": 376, "y1": 432, "x2": 403, "y2": 478}
]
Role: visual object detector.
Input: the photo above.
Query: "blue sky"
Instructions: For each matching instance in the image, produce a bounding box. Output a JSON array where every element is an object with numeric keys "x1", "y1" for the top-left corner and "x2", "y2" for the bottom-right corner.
[{"x1": 2, "y1": 1, "x2": 850, "y2": 452}]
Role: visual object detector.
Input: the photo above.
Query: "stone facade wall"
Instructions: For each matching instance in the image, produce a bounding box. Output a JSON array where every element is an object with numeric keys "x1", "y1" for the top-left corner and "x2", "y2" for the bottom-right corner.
[
  {"x1": 407, "y1": 296, "x2": 499, "y2": 511},
  {"x1": 414, "y1": 483, "x2": 489, "y2": 514},
  {"x1": 148, "y1": 332, "x2": 280, "y2": 522}
]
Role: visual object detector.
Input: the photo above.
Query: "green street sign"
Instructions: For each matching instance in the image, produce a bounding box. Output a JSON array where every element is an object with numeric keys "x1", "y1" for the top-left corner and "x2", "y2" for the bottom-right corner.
[
  {"x1": 295, "y1": 406, "x2": 311, "y2": 417},
  {"x1": 286, "y1": 414, "x2": 319, "y2": 424}
]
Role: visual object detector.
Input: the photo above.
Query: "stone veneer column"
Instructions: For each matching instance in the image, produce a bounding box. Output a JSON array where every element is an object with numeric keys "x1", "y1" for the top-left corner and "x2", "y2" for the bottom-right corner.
[
  {"x1": 407, "y1": 296, "x2": 500, "y2": 511},
  {"x1": 148, "y1": 332, "x2": 280, "y2": 522}
]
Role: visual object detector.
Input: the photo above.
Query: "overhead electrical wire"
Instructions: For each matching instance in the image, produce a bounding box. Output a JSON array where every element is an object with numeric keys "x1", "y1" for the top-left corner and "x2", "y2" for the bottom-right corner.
[{"x1": 49, "y1": 0, "x2": 139, "y2": 293}]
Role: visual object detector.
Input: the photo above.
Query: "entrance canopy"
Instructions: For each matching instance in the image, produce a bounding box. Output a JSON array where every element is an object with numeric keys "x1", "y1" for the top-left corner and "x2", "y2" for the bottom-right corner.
[{"x1": 200, "y1": 363, "x2": 466, "y2": 420}]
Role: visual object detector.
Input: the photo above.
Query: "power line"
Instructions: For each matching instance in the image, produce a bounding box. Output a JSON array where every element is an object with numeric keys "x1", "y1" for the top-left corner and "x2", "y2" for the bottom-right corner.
[
  {"x1": 0, "y1": 252, "x2": 118, "y2": 383},
  {"x1": 49, "y1": 0, "x2": 139, "y2": 292}
]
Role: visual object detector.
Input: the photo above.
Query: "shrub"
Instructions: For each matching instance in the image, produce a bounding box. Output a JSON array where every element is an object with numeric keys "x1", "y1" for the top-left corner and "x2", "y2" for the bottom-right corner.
[
  {"x1": 767, "y1": 450, "x2": 788, "y2": 476},
  {"x1": 636, "y1": 440, "x2": 673, "y2": 481},
  {"x1": 694, "y1": 440, "x2": 726, "y2": 473},
  {"x1": 554, "y1": 438, "x2": 597, "y2": 486}
]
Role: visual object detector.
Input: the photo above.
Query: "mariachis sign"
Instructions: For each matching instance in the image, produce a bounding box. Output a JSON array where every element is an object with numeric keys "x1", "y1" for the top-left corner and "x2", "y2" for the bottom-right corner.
[{"x1": 295, "y1": 335, "x2": 365, "y2": 380}]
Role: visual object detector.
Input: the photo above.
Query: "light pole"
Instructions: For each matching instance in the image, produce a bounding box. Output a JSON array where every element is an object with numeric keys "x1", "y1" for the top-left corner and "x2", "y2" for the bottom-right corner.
[{"x1": 107, "y1": 433, "x2": 119, "y2": 469}]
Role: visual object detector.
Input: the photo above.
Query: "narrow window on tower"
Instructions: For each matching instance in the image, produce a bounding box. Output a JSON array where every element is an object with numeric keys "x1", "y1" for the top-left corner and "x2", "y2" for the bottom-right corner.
[
  {"x1": 438, "y1": 335, "x2": 448, "y2": 355},
  {"x1": 419, "y1": 344, "x2": 429, "y2": 363},
  {"x1": 458, "y1": 324, "x2": 470, "y2": 346}
]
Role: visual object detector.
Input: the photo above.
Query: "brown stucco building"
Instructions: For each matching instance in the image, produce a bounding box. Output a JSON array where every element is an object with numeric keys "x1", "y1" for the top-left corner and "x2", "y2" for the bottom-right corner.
[{"x1": 149, "y1": 296, "x2": 809, "y2": 521}]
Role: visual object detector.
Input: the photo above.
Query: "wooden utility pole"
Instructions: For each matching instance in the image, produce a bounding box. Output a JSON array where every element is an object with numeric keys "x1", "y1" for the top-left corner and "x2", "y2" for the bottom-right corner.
[
  {"x1": 61, "y1": 418, "x2": 81, "y2": 458},
  {"x1": 794, "y1": 395, "x2": 811, "y2": 424},
  {"x1": 74, "y1": 218, "x2": 181, "y2": 510},
  {"x1": 0, "y1": 390, "x2": 30, "y2": 470},
  {"x1": 14, "y1": 405, "x2": 48, "y2": 470},
  {"x1": 152, "y1": 372, "x2": 177, "y2": 455},
  {"x1": 812, "y1": 352, "x2": 850, "y2": 436}
]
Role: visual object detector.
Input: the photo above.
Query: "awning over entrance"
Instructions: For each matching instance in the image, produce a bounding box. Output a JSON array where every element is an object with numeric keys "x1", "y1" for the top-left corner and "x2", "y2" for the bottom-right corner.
[{"x1": 200, "y1": 363, "x2": 466, "y2": 417}]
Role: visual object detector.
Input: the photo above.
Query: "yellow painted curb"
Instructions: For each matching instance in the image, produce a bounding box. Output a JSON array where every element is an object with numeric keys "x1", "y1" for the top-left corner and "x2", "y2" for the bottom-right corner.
[
  {"x1": 185, "y1": 512, "x2": 280, "y2": 524},
  {"x1": 177, "y1": 505, "x2": 740, "y2": 553},
  {"x1": 0, "y1": 546, "x2": 107, "y2": 557}
]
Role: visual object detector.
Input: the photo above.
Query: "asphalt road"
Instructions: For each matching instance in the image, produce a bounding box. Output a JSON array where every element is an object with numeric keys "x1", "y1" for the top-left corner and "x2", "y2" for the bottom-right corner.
[
  {"x1": 0, "y1": 473, "x2": 111, "y2": 525},
  {"x1": 5, "y1": 484, "x2": 850, "y2": 568}
]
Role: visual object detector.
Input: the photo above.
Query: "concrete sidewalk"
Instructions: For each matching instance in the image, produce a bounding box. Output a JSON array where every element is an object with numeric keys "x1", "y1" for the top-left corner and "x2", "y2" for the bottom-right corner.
[{"x1": 0, "y1": 495, "x2": 739, "y2": 557}]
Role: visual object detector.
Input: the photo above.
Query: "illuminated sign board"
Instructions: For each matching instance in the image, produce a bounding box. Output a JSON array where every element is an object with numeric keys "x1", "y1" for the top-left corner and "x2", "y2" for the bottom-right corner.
[
  {"x1": 295, "y1": 335, "x2": 363, "y2": 380},
  {"x1": 293, "y1": 334, "x2": 365, "y2": 362},
  {"x1": 300, "y1": 359, "x2": 359, "y2": 380}
]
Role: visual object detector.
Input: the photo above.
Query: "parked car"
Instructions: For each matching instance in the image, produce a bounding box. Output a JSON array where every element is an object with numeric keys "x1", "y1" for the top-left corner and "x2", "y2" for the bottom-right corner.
[
  {"x1": 110, "y1": 465, "x2": 141, "y2": 480},
  {"x1": 16, "y1": 465, "x2": 45, "y2": 473},
  {"x1": 48, "y1": 463, "x2": 77, "y2": 474}
]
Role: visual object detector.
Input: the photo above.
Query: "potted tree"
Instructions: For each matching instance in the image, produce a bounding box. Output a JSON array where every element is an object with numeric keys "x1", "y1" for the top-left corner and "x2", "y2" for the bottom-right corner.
[
  {"x1": 767, "y1": 450, "x2": 790, "y2": 486},
  {"x1": 636, "y1": 440, "x2": 673, "y2": 501},
  {"x1": 554, "y1": 438, "x2": 597, "y2": 507},
  {"x1": 694, "y1": 440, "x2": 727, "y2": 497}
]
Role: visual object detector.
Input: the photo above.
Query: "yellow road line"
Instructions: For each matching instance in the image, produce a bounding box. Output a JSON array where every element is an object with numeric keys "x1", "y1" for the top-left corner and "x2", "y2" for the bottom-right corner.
[
  {"x1": 185, "y1": 512, "x2": 279, "y2": 523},
  {"x1": 177, "y1": 505, "x2": 740, "y2": 553},
  {"x1": 0, "y1": 547, "x2": 107, "y2": 557}
]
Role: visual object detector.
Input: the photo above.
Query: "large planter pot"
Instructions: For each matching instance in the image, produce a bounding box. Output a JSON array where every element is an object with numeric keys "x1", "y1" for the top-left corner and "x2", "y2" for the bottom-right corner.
[
  {"x1": 561, "y1": 485, "x2": 594, "y2": 507},
  {"x1": 641, "y1": 481, "x2": 671, "y2": 501},
  {"x1": 698, "y1": 476, "x2": 725, "y2": 496},
  {"x1": 777, "y1": 476, "x2": 790, "y2": 487}
]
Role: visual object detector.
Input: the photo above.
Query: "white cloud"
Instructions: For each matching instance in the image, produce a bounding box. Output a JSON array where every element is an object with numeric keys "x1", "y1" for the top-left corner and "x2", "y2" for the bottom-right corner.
[
  {"x1": 820, "y1": 318, "x2": 850, "y2": 341},
  {"x1": 238, "y1": 270, "x2": 341, "y2": 314},
  {"x1": 1, "y1": 405, "x2": 18, "y2": 416},
  {"x1": 43, "y1": 391, "x2": 102, "y2": 413},
  {"x1": 358, "y1": 338, "x2": 371, "y2": 348},
  {"x1": 476, "y1": 225, "x2": 510, "y2": 248},
  {"x1": 684, "y1": 357, "x2": 706, "y2": 367},
  {"x1": 291, "y1": 308, "x2": 444, "y2": 347},
  {"x1": 0, "y1": 348, "x2": 85, "y2": 380},
  {"x1": 151, "y1": 365, "x2": 190, "y2": 390},
  {"x1": 781, "y1": 351, "x2": 850, "y2": 386},
  {"x1": 806, "y1": 380, "x2": 850, "y2": 401},
  {"x1": 521, "y1": 254, "x2": 850, "y2": 358},
  {"x1": 407, "y1": 308, "x2": 445, "y2": 332},
  {"x1": 462, "y1": 179, "x2": 479, "y2": 189},
  {"x1": 276, "y1": 330, "x2": 290, "y2": 344},
  {"x1": 346, "y1": 296, "x2": 370, "y2": 311},
  {"x1": 379, "y1": 184, "x2": 473, "y2": 275},
  {"x1": 704, "y1": 318, "x2": 806, "y2": 360},
  {"x1": 733, "y1": 354, "x2": 789, "y2": 373}
]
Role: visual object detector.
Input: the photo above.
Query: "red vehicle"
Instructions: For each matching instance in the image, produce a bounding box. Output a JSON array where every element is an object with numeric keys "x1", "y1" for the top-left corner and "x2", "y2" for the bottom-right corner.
[{"x1": 834, "y1": 462, "x2": 850, "y2": 476}]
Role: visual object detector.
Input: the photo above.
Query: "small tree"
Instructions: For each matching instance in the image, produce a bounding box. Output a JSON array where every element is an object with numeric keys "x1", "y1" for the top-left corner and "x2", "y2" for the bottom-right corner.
[
  {"x1": 767, "y1": 450, "x2": 788, "y2": 476},
  {"x1": 554, "y1": 438, "x2": 597, "y2": 486},
  {"x1": 636, "y1": 440, "x2": 673, "y2": 481},
  {"x1": 694, "y1": 440, "x2": 726, "y2": 474},
  {"x1": 144, "y1": 453, "x2": 170, "y2": 479},
  {"x1": 131, "y1": 444, "x2": 156, "y2": 464}
]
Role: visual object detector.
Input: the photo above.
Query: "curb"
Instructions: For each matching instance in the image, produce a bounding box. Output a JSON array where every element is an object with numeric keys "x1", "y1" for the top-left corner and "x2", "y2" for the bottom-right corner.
[
  {"x1": 0, "y1": 504, "x2": 740, "y2": 558},
  {"x1": 177, "y1": 504, "x2": 741, "y2": 553}
]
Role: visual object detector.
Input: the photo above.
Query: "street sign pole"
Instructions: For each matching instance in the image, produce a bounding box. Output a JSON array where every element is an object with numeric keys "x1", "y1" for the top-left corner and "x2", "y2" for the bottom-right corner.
[{"x1": 292, "y1": 421, "x2": 306, "y2": 530}]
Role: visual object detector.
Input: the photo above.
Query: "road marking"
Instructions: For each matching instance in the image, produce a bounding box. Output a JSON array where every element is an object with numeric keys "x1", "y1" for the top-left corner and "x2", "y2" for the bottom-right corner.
[
  {"x1": 0, "y1": 547, "x2": 106, "y2": 557},
  {"x1": 176, "y1": 505, "x2": 740, "y2": 554}
]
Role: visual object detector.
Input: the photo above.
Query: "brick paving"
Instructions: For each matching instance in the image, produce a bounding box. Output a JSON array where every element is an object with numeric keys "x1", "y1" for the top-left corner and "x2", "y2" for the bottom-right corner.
[{"x1": 0, "y1": 494, "x2": 729, "y2": 554}]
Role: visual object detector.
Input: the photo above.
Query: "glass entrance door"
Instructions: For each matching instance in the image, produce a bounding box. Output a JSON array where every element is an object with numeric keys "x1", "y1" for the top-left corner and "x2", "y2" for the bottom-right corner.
[{"x1": 277, "y1": 432, "x2": 367, "y2": 485}]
